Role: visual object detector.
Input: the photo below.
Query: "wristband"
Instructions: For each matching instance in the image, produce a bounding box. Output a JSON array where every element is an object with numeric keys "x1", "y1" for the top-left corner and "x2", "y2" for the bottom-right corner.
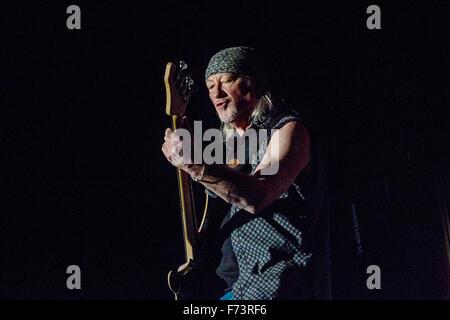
[{"x1": 191, "y1": 164, "x2": 206, "y2": 182}]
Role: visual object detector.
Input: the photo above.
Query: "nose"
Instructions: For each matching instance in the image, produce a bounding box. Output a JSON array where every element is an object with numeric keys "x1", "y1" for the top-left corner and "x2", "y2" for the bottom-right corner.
[{"x1": 210, "y1": 83, "x2": 226, "y2": 99}]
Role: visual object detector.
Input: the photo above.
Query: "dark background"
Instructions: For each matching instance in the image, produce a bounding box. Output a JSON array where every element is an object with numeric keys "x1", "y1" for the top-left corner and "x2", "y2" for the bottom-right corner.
[{"x1": 2, "y1": 1, "x2": 449, "y2": 299}]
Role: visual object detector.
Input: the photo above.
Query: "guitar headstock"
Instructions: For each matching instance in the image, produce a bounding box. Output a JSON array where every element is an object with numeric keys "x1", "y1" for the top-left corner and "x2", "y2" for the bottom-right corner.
[{"x1": 164, "y1": 61, "x2": 197, "y2": 117}]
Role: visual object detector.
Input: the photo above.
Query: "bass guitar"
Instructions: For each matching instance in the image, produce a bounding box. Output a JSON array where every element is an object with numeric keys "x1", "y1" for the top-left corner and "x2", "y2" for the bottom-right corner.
[{"x1": 164, "y1": 61, "x2": 209, "y2": 300}]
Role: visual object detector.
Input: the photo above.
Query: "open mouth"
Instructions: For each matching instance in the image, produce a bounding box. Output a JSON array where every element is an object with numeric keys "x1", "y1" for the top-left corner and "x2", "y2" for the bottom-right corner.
[{"x1": 216, "y1": 102, "x2": 228, "y2": 109}]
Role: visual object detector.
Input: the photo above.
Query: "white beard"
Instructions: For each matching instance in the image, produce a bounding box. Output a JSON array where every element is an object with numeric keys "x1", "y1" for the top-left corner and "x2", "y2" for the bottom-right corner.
[{"x1": 217, "y1": 105, "x2": 238, "y2": 124}]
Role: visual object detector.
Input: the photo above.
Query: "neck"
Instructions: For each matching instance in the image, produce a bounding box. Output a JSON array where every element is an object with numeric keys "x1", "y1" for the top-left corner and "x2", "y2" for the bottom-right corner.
[
  {"x1": 232, "y1": 120, "x2": 252, "y2": 136},
  {"x1": 230, "y1": 99, "x2": 257, "y2": 136}
]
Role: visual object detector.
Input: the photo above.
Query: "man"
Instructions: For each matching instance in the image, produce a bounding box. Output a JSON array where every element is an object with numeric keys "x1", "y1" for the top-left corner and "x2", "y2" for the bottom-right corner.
[{"x1": 162, "y1": 46, "x2": 331, "y2": 299}]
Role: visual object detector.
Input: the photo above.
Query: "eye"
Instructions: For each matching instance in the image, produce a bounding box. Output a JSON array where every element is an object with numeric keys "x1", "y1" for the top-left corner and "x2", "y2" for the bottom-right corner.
[{"x1": 222, "y1": 77, "x2": 235, "y2": 84}]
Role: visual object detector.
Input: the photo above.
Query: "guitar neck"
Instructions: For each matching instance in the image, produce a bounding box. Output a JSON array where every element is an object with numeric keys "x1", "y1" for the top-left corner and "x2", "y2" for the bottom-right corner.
[{"x1": 172, "y1": 115, "x2": 198, "y2": 262}]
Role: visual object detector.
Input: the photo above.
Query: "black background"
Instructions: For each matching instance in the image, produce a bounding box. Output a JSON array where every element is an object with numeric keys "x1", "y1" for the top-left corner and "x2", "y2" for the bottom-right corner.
[{"x1": 2, "y1": 1, "x2": 449, "y2": 299}]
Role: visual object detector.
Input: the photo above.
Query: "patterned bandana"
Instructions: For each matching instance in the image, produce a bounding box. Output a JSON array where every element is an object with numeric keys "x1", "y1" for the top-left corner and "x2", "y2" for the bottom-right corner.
[{"x1": 205, "y1": 47, "x2": 267, "y2": 91}]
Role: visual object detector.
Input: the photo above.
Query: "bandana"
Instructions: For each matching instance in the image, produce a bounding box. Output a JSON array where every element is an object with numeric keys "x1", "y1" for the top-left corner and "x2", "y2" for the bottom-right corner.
[{"x1": 205, "y1": 47, "x2": 267, "y2": 91}]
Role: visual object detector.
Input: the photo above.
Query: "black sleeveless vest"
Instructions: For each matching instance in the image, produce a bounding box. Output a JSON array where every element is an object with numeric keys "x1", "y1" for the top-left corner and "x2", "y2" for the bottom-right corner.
[{"x1": 214, "y1": 100, "x2": 332, "y2": 300}]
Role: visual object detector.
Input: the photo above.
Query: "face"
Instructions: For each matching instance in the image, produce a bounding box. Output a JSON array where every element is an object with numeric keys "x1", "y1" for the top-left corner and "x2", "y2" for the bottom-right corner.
[{"x1": 206, "y1": 73, "x2": 257, "y2": 125}]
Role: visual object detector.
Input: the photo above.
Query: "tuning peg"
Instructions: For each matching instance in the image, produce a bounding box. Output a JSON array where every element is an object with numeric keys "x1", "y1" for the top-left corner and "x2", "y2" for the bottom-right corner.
[
  {"x1": 181, "y1": 76, "x2": 193, "y2": 91},
  {"x1": 179, "y1": 61, "x2": 188, "y2": 71},
  {"x1": 184, "y1": 88, "x2": 196, "y2": 103},
  {"x1": 176, "y1": 61, "x2": 188, "y2": 87},
  {"x1": 188, "y1": 81, "x2": 198, "y2": 93},
  {"x1": 185, "y1": 76, "x2": 194, "y2": 86},
  {"x1": 181, "y1": 76, "x2": 191, "y2": 100}
]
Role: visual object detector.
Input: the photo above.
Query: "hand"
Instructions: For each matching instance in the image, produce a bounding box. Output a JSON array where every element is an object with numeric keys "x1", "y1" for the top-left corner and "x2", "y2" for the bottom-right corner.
[{"x1": 161, "y1": 127, "x2": 190, "y2": 170}]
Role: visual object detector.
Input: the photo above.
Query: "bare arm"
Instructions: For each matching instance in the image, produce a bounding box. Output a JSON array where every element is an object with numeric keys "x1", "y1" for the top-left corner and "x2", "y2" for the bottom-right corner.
[{"x1": 162, "y1": 121, "x2": 311, "y2": 214}]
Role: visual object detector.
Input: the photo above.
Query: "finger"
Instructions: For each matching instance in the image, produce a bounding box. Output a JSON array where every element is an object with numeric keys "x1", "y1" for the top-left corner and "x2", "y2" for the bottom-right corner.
[
  {"x1": 171, "y1": 144, "x2": 179, "y2": 156},
  {"x1": 161, "y1": 143, "x2": 172, "y2": 160},
  {"x1": 161, "y1": 144, "x2": 168, "y2": 157},
  {"x1": 165, "y1": 128, "x2": 172, "y2": 138},
  {"x1": 164, "y1": 134, "x2": 171, "y2": 142},
  {"x1": 170, "y1": 131, "x2": 183, "y2": 143}
]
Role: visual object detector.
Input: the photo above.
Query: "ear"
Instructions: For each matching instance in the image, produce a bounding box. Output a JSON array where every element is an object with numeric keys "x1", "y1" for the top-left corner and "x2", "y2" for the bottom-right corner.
[{"x1": 241, "y1": 77, "x2": 256, "y2": 95}]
